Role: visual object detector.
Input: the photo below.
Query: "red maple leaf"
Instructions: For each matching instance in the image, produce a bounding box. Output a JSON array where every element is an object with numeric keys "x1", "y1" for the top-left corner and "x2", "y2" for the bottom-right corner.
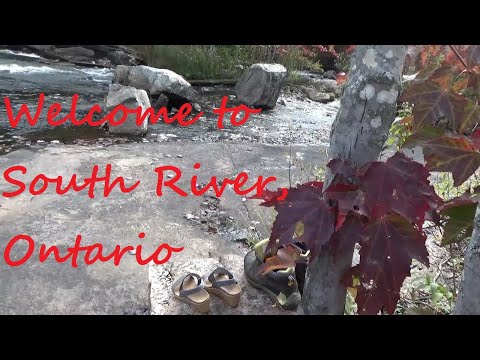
[
  {"x1": 347, "y1": 214, "x2": 429, "y2": 315},
  {"x1": 358, "y1": 152, "x2": 442, "y2": 227},
  {"x1": 467, "y1": 72, "x2": 480, "y2": 99},
  {"x1": 466, "y1": 45, "x2": 480, "y2": 69},
  {"x1": 404, "y1": 131, "x2": 480, "y2": 186},
  {"x1": 401, "y1": 80, "x2": 479, "y2": 134},
  {"x1": 255, "y1": 182, "x2": 335, "y2": 257},
  {"x1": 330, "y1": 212, "x2": 367, "y2": 260}
]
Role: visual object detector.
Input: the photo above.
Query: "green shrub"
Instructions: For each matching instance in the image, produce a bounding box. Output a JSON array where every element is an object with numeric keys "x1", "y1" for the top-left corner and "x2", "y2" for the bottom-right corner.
[{"x1": 134, "y1": 45, "x2": 326, "y2": 80}]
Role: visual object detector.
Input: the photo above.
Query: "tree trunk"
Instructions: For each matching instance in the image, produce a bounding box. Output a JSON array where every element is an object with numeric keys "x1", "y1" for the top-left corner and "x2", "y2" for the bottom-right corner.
[
  {"x1": 301, "y1": 45, "x2": 407, "y2": 315},
  {"x1": 453, "y1": 204, "x2": 480, "y2": 314}
]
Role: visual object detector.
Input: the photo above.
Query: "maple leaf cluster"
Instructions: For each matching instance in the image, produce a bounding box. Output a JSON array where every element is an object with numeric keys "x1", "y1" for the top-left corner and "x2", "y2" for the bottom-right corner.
[
  {"x1": 253, "y1": 153, "x2": 442, "y2": 315},
  {"x1": 253, "y1": 45, "x2": 480, "y2": 315},
  {"x1": 401, "y1": 45, "x2": 480, "y2": 248}
]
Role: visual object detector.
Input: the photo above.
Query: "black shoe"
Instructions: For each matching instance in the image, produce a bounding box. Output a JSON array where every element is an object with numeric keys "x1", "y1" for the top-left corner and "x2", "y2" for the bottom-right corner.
[{"x1": 244, "y1": 249, "x2": 301, "y2": 310}]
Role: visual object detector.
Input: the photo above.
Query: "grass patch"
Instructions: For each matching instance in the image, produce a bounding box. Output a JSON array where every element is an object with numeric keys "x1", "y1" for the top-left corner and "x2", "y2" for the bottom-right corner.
[{"x1": 134, "y1": 45, "x2": 324, "y2": 80}]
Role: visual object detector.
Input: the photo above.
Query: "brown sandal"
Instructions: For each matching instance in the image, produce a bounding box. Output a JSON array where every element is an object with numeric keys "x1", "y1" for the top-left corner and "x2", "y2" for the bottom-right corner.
[
  {"x1": 202, "y1": 267, "x2": 242, "y2": 307},
  {"x1": 172, "y1": 273, "x2": 210, "y2": 314}
]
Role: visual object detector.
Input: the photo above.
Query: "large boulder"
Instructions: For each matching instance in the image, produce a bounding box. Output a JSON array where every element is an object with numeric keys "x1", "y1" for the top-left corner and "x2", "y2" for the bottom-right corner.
[
  {"x1": 106, "y1": 83, "x2": 150, "y2": 136},
  {"x1": 235, "y1": 63, "x2": 287, "y2": 109},
  {"x1": 113, "y1": 65, "x2": 197, "y2": 102}
]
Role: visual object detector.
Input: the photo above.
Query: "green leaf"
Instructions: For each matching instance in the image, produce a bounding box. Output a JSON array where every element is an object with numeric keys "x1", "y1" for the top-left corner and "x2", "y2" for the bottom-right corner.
[{"x1": 440, "y1": 199, "x2": 477, "y2": 245}]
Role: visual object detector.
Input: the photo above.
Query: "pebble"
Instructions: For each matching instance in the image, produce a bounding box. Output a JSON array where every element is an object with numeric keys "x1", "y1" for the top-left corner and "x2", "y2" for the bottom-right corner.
[{"x1": 176, "y1": 154, "x2": 183, "y2": 158}]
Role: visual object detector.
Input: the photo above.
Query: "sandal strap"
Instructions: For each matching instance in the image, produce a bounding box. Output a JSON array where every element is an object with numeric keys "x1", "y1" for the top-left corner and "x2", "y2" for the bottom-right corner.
[
  {"x1": 174, "y1": 273, "x2": 205, "y2": 298},
  {"x1": 208, "y1": 267, "x2": 238, "y2": 288}
]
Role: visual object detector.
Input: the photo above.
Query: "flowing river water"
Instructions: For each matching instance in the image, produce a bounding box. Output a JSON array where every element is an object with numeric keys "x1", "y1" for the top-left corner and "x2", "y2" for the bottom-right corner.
[{"x1": 0, "y1": 49, "x2": 340, "y2": 154}]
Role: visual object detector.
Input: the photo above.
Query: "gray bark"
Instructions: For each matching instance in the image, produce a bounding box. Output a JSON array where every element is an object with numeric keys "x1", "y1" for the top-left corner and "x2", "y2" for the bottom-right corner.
[
  {"x1": 453, "y1": 204, "x2": 480, "y2": 314},
  {"x1": 301, "y1": 45, "x2": 407, "y2": 315}
]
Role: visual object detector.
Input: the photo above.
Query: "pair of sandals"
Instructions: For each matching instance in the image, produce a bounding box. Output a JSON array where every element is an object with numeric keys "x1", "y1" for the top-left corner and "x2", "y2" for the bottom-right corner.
[{"x1": 172, "y1": 267, "x2": 242, "y2": 314}]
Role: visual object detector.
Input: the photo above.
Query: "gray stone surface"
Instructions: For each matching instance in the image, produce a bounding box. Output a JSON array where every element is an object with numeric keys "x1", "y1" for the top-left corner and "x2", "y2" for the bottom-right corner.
[
  {"x1": 235, "y1": 63, "x2": 287, "y2": 109},
  {"x1": 106, "y1": 83, "x2": 150, "y2": 136},
  {"x1": 113, "y1": 65, "x2": 197, "y2": 101},
  {"x1": 0, "y1": 141, "x2": 326, "y2": 314}
]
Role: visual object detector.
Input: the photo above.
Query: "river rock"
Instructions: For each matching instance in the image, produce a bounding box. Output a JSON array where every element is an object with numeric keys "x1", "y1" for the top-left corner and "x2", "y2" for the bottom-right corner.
[
  {"x1": 153, "y1": 94, "x2": 169, "y2": 109},
  {"x1": 323, "y1": 70, "x2": 337, "y2": 80},
  {"x1": 113, "y1": 65, "x2": 197, "y2": 102},
  {"x1": 106, "y1": 83, "x2": 150, "y2": 136},
  {"x1": 235, "y1": 63, "x2": 287, "y2": 109},
  {"x1": 107, "y1": 50, "x2": 136, "y2": 66},
  {"x1": 307, "y1": 90, "x2": 334, "y2": 103},
  {"x1": 311, "y1": 79, "x2": 338, "y2": 93},
  {"x1": 54, "y1": 46, "x2": 95, "y2": 58}
]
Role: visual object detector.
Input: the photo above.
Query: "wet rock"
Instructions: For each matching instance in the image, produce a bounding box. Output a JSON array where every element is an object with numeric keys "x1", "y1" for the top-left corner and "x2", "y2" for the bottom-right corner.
[
  {"x1": 106, "y1": 83, "x2": 150, "y2": 136},
  {"x1": 323, "y1": 70, "x2": 337, "y2": 80},
  {"x1": 193, "y1": 103, "x2": 202, "y2": 112},
  {"x1": 113, "y1": 65, "x2": 197, "y2": 102},
  {"x1": 107, "y1": 50, "x2": 137, "y2": 66},
  {"x1": 235, "y1": 63, "x2": 287, "y2": 109},
  {"x1": 26, "y1": 45, "x2": 53, "y2": 52},
  {"x1": 153, "y1": 94, "x2": 169, "y2": 109},
  {"x1": 54, "y1": 46, "x2": 95, "y2": 58}
]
